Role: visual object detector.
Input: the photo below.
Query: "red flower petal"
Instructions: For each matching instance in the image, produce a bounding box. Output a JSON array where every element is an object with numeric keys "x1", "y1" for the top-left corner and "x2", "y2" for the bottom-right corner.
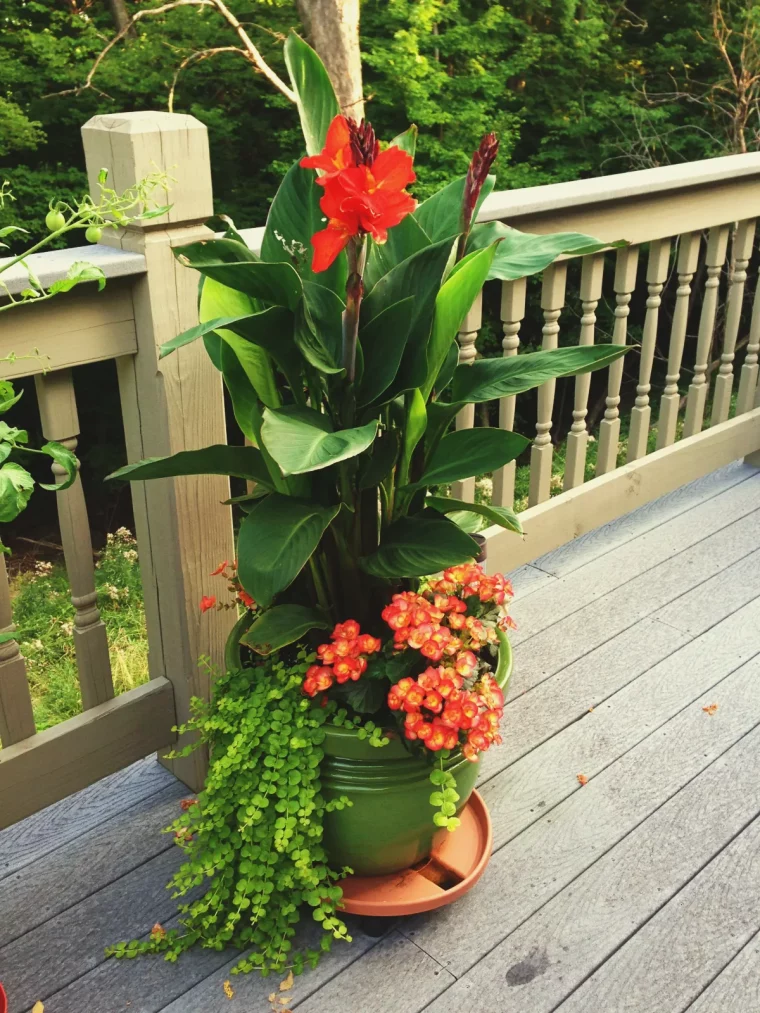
[
  {"x1": 372, "y1": 146, "x2": 416, "y2": 190},
  {"x1": 311, "y1": 223, "x2": 352, "y2": 272}
]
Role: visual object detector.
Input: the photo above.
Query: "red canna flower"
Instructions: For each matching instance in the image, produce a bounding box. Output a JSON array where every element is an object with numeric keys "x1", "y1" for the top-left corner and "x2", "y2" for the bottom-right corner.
[
  {"x1": 199, "y1": 595, "x2": 216, "y2": 613},
  {"x1": 308, "y1": 117, "x2": 417, "y2": 272},
  {"x1": 300, "y1": 115, "x2": 355, "y2": 180}
]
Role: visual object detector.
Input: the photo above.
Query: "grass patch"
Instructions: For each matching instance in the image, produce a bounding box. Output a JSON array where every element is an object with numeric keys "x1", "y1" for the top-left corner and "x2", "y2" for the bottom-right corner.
[{"x1": 10, "y1": 528, "x2": 148, "y2": 731}]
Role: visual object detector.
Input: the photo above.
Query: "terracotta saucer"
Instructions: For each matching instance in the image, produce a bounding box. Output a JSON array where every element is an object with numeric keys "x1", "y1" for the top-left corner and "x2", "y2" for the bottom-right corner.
[{"x1": 339, "y1": 789, "x2": 493, "y2": 917}]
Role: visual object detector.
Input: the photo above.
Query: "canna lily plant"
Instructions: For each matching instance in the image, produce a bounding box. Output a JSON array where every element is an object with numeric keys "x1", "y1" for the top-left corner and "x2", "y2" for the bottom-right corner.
[{"x1": 110, "y1": 32, "x2": 626, "y2": 659}]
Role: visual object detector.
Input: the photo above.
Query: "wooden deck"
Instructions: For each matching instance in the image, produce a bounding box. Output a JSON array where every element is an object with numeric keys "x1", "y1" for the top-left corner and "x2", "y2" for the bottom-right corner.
[{"x1": 2, "y1": 459, "x2": 760, "y2": 1013}]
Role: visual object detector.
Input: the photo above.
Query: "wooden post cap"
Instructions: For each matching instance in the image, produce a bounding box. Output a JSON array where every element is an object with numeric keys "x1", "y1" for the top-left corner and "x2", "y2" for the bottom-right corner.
[{"x1": 80, "y1": 111, "x2": 213, "y2": 228}]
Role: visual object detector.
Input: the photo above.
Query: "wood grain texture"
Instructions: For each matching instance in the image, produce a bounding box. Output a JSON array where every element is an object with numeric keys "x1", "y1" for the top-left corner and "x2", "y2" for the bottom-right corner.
[
  {"x1": 0, "y1": 677, "x2": 176, "y2": 829},
  {"x1": 553, "y1": 814, "x2": 760, "y2": 1013},
  {"x1": 486, "y1": 407, "x2": 760, "y2": 573},
  {"x1": 0, "y1": 847, "x2": 188, "y2": 1013},
  {"x1": 401, "y1": 647, "x2": 760, "y2": 977},
  {"x1": 426, "y1": 724, "x2": 760, "y2": 1013},
  {"x1": 0, "y1": 279, "x2": 137, "y2": 379},
  {"x1": 686, "y1": 931, "x2": 760, "y2": 1013},
  {"x1": 0, "y1": 782, "x2": 185, "y2": 948},
  {"x1": 0, "y1": 756, "x2": 175, "y2": 879}
]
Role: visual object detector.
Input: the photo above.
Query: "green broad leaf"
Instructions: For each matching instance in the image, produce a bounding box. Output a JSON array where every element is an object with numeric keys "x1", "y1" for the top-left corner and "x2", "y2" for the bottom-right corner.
[
  {"x1": 389, "y1": 124, "x2": 418, "y2": 158},
  {"x1": 0, "y1": 462, "x2": 34, "y2": 522},
  {"x1": 284, "y1": 31, "x2": 340, "y2": 157},
  {"x1": 237, "y1": 494, "x2": 340, "y2": 607},
  {"x1": 199, "y1": 277, "x2": 279, "y2": 412},
  {"x1": 0, "y1": 631, "x2": 17, "y2": 644},
  {"x1": 240, "y1": 604, "x2": 330, "y2": 655},
  {"x1": 0, "y1": 226, "x2": 28, "y2": 239},
  {"x1": 363, "y1": 215, "x2": 431, "y2": 293},
  {"x1": 335, "y1": 678, "x2": 388, "y2": 715},
  {"x1": 107, "y1": 445, "x2": 274, "y2": 487},
  {"x1": 38, "y1": 441, "x2": 78, "y2": 491},
  {"x1": 0, "y1": 444, "x2": 12, "y2": 466},
  {"x1": 0, "y1": 422, "x2": 28, "y2": 444},
  {"x1": 468, "y1": 221, "x2": 624, "y2": 281},
  {"x1": 426, "y1": 495, "x2": 523, "y2": 535},
  {"x1": 433, "y1": 340, "x2": 459, "y2": 396},
  {"x1": 219, "y1": 340, "x2": 259, "y2": 442},
  {"x1": 49, "y1": 260, "x2": 106, "y2": 295},
  {"x1": 175, "y1": 239, "x2": 302, "y2": 309},
  {"x1": 226, "y1": 307, "x2": 303, "y2": 398},
  {"x1": 360, "y1": 513, "x2": 479, "y2": 579},
  {"x1": 0, "y1": 388, "x2": 23, "y2": 414},
  {"x1": 450, "y1": 344, "x2": 630, "y2": 405},
  {"x1": 357, "y1": 429, "x2": 399, "y2": 490},
  {"x1": 446, "y1": 509, "x2": 488, "y2": 534},
  {"x1": 423, "y1": 245, "x2": 497, "y2": 400},
  {"x1": 355, "y1": 297, "x2": 415, "y2": 406},
  {"x1": 361, "y1": 238, "x2": 455, "y2": 402},
  {"x1": 159, "y1": 314, "x2": 256, "y2": 359},
  {"x1": 398, "y1": 389, "x2": 427, "y2": 487},
  {"x1": 300, "y1": 282, "x2": 345, "y2": 372},
  {"x1": 261, "y1": 407, "x2": 377, "y2": 476},
  {"x1": 414, "y1": 174, "x2": 495, "y2": 243},
  {"x1": 410, "y1": 428, "x2": 529, "y2": 489},
  {"x1": 260, "y1": 160, "x2": 346, "y2": 293}
]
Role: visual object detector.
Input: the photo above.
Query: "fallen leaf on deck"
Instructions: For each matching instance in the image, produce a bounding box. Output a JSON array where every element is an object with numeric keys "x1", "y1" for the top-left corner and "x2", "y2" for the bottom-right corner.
[
  {"x1": 702, "y1": 703, "x2": 719, "y2": 716},
  {"x1": 280, "y1": 971, "x2": 294, "y2": 991},
  {"x1": 577, "y1": 773, "x2": 588, "y2": 786},
  {"x1": 223, "y1": 980, "x2": 234, "y2": 999},
  {"x1": 32, "y1": 1003, "x2": 44, "y2": 1013}
]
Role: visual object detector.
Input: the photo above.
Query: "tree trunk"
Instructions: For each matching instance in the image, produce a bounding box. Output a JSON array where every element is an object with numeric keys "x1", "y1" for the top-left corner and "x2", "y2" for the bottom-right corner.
[
  {"x1": 295, "y1": 0, "x2": 364, "y2": 120},
  {"x1": 105, "y1": 0, "x2": 136, "y2": 37}
]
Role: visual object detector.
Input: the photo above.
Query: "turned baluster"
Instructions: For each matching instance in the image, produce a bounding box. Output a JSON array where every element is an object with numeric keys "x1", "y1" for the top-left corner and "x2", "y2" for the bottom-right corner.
[
  {"x1": 627, "y1": 239, "x2": 672, "y2": 462},
  {"x1": 451, "y1": 291, "x2": 482, "y2": 503},
  {"x1": 564, "y1": 254, "x2": 604, "y2": 489},
  {"x1": 737, "y1": 267, "x2": 760, "y2": 415},
  {"x1": 711, "y1": 219, "x2": 757, "y2": 426},
  {"x1": 492, "y1": 278, "x2": 526, "y2": 508},
  {"x1": 683, "y1": 227, "x2": 730, "y2": 437},
  {"x1": 34, "y1": 369, "x2": 114, "y2": 710},
  {"x1": 529, "y1": 263, "x2": 567, "y2": 507},
  {"x1": 656, "y1": 233, "x2": 702, "y2": 449},
  {"x1": 596, "y1": 245, "x2": 640, "y2": 476},
  {"x1": 0, "y1": 553, "x2": 35, "y2": 746}
]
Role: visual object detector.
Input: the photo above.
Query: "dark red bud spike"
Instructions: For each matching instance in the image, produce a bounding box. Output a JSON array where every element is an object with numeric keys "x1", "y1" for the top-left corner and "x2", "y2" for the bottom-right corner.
[
  {"x1": 458, "y1": 132, "x2": 499, "y2": 262},
  {"x1": 347, "y1": 118, "x2": 379, "y2": 167}
]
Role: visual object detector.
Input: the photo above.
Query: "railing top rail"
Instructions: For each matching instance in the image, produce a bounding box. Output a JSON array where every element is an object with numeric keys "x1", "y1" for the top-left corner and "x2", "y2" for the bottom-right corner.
[
  {"x1": 0, "y1": 244, "x2": 146, "y2": 297},
  {"x1": 479, "y1": 152, "x2": 760, "y2": 224},
  {"x1": 3, "y1": 152, "x2": 760, "y2": 300}
]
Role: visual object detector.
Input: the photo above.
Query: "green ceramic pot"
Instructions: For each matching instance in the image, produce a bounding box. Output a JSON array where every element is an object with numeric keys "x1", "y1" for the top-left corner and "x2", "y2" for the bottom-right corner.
[{"x1": 321, "y1": 631, "x2": 513, "y2": 877}]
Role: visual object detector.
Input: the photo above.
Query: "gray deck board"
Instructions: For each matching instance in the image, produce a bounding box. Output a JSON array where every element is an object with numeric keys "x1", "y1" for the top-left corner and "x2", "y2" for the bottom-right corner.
[{"x1": 2, "y1": 463, "x2": 760, "y2": 1013}]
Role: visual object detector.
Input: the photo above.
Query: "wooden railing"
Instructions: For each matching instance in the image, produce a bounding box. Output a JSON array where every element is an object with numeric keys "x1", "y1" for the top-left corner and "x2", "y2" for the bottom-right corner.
[{"x1": 1, "y1": 111, "x2": 759, "y2": 828}]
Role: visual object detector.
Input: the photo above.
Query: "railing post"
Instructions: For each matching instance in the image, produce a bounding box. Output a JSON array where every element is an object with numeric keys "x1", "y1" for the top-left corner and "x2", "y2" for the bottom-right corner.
[
  {"x1": 34, "y1": 368, "x2": 114, "y2": 710},
  {"x1": 683, "y1": 227, "x2": 729, "y2": 438},
  {"x1": 492, "y1": 279, "x2": 526, "y2": 508},
  {"x1": 628, "y1": 239, "x2": 671, "y2": 461},
  {"x1": 712, "y1": 219, "x2": 757, "y2": 425},
  {"x1": 737, "y1": 266, "x2": 760, "y2": 416},
  {"x1": 529, "y1": 263, "x2": 567, "y2": 506},
  {"x1": 565, "y1": 254, "x2": 604, "y2": 488},
  {"x1": 451, "y1": 292, "x2": 482, "y2": 503},
  {"x1": 0, "y1": 556, "x2": 35, "y2": 746},
  {"x1": 81, "y1": 111, "x2": 235, "y2": 791},
  {"x1": 596, "y1": 245, "x2": 640, "y2": 475}
]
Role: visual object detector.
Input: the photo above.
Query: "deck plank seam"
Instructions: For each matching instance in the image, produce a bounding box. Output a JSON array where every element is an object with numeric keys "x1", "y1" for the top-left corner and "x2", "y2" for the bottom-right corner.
[
  {"x1": 683, "y1": 925, "x2": 760, "y2": 1012},
  {"x1": 539, "y1": 810, "x2": 760, "y2": 1013},
  {"x1": 407, "y1": 718, "x2": 760, "y2": 1007},
  {"x1": 513, "y1": 509, "x2": 760, "y2": 651}
]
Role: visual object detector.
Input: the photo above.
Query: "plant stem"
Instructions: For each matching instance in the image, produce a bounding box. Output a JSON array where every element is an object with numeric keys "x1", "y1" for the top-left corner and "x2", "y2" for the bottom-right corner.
[
  {"x1": 342, "y1": 237, "x2": 367, "y2": 384},
  {"x1": 308, "y1": 556, "x2": 330, "y2": 614}
]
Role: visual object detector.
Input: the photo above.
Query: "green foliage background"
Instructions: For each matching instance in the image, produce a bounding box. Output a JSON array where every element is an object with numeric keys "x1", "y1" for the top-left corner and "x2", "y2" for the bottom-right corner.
[{"x1": 2, "y1": 0, "x2": 753, "y2": 243}]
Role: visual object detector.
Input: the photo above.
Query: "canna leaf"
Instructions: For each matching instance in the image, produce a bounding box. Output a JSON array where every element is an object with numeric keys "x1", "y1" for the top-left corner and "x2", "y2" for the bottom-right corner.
[
  {"x1": 468, "y1": 221, "x2": 625, "y2": 281},
  {"x1": 449, "y1": 344, "x2": 630, "y2": 404},
  {"x1": 237, "y1": 494, "x2": 340, "y2": 607},
  {"x1": 355, "y1": 297, "x2": 414, "y2": 406},
  {"x1": 414, "y1": 174, "x2": 495, "y2": 243},
  {"x1": 175, "y1": 239, "x2": 302, "y2": 309},
  {"x1": 426, "y1": 495, "x2": 523, "y2": 535},
  {"x1": 284, "y1": 31, "x2": 340, "y2": 157},
  {"x1": 241, "y1": 605, "x2": 330, "y2": 655},
  {"x1": 107, "y1": 445, "x2": 274, "y2": 487},
  {"x1": 360, "y1": 513, "x2": 479, "y2": 578},
  {"x1": 261, "y1": 407, "x2": 378, "y2": 476},
  {"x1": 409, "y1": 428, "x2": 529, "y2": 489}
]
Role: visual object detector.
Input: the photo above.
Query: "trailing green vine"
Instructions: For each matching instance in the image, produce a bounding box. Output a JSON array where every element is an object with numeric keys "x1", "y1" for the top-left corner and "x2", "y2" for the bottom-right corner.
[{"x1": 107, "y1": 650, "x2": 353, "y2": 977}]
